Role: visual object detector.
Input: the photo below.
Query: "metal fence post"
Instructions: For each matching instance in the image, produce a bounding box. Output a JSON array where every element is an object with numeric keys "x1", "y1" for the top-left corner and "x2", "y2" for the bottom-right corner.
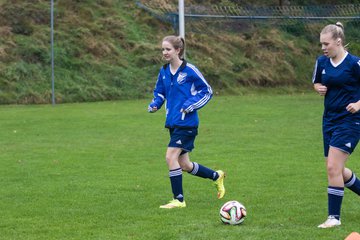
[{"x1": 51, "y1": 0, "x2": 55, "y2": 105}]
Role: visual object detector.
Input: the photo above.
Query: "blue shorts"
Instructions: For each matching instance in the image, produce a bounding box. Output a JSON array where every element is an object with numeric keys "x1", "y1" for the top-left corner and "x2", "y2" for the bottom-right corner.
[
  {"x1": 168, "y1": 127, "x2": 198, "y2": 154},
  {"x1": 323, "y1": 118, "x2": 360, "y2": 157}
]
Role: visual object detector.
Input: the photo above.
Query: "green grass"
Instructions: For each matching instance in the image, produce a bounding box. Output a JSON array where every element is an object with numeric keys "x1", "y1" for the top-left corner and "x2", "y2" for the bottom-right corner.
[{"x1": 0, "y1": 93, "x2": 359, "y2": 239}]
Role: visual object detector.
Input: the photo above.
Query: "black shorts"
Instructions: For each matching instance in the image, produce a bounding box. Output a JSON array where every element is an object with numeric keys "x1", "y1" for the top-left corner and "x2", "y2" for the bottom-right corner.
[
  {"x1": 323, "y1": 118, "x2": 360, "y2": 157},
  {"x1": 168, "y1": 127, "x2": 198, "y2": 153}
]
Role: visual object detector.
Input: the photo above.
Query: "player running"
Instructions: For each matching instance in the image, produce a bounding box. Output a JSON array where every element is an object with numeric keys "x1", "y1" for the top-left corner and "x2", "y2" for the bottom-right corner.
[
  {"x1": 312, "y1": 22, "x2": 360, "y2": 228},
  {"x1": 148, "y1": 35, "x2": 225, "y2": 209}
]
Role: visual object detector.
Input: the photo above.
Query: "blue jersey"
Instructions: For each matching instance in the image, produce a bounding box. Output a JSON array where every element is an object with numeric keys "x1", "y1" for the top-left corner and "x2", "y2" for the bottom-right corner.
[
  {"x1": 149, "y1": 60, "x2": 213, "y2": 128},
  {"x1": 312, "y1": 52, "x2": 360, "y2": 121}
]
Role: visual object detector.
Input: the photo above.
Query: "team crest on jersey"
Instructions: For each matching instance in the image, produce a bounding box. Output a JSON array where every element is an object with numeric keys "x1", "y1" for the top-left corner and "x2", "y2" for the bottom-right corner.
[
  {"x1": 357, "y1": 60, "x2": 360, "y2": 67},
  {"x1": 177, "y1": 72, "x2": 187, "y2": 84}
]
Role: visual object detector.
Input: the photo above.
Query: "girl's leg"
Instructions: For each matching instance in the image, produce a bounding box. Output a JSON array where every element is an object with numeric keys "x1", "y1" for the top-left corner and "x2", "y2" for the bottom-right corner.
[
  {"x1": 178, "y1": 153, "x2": 219, "y2": 180},
  {"x1": 160, "y1": 147, "x2": 186, "y2": 209},
  {"x1": 318, "y1": 147, "x2": 348, "y2": 228},
  {"x1": 178, "y1": 153, "x2": 226, "y2": 199},
  {"x1": 343, "y1": 168, "x2": 360, "y2": 195}
]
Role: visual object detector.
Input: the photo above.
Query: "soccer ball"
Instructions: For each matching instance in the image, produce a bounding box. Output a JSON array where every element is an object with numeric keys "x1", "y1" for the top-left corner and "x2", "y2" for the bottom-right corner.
[{"x1": 220, "y1": 200, "x2": 247, "y2": 225}]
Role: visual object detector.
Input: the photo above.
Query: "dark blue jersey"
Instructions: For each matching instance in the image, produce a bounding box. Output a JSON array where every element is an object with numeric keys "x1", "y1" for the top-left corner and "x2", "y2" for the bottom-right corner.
[{"x1": 312, "y1": 52, "x2": 360, "y2": 121}]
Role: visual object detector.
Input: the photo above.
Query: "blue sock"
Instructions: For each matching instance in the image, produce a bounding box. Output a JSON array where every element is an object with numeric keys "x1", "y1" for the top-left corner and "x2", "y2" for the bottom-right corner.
[
  {"x1": 327, "y1": 186, "x2": 344, "y2": 220},
  {"x1": 169, "y1": 168, "x2": 183, "y2": 202},
  {"x1": 345, "y1": 173, "x2": 360, "y2": 195},
  {"x1": 188, "y1": 162, "x2": 219, "y2": 180}
]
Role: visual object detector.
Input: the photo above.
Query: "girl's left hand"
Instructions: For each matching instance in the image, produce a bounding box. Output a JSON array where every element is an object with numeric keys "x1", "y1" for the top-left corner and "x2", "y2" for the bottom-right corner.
[{"x1": 346, "y1": 102, "x2": 360, "y2": 113}]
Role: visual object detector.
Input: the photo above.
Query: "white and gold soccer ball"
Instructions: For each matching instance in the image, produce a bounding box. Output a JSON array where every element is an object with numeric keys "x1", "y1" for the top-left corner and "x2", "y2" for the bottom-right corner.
[{"x1": 220, "y1": 200, "x2": 247, "y2": 225}]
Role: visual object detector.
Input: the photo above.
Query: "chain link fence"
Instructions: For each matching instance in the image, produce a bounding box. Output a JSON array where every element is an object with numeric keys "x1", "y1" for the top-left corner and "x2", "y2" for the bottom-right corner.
[{"x1": 136, "y1": 1, "x2": 360, "y2": 42}]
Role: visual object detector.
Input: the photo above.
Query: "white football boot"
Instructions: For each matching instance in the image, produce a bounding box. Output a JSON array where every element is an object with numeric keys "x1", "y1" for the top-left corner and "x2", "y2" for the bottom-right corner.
[{"x1": 318, "y1": 216, "x2": 341, "y2": 228}]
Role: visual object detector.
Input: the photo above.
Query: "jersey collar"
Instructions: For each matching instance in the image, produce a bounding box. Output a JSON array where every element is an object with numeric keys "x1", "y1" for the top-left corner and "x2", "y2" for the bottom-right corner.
[
  {"x1": 330, "y1": 51, "x2": 348, "y2": 68},
  {"x1": 163, "y1": 59, "x2": 187, "y2": 70}
]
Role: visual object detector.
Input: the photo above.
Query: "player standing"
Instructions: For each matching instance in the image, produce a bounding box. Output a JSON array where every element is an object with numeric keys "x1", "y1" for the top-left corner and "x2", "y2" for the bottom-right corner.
[
  {"x1": 148, "y1": 35, "x2": 225, "y2": 209},
  {"x1": 312, "y1": 22, "x2": 360, "y2": 228}
]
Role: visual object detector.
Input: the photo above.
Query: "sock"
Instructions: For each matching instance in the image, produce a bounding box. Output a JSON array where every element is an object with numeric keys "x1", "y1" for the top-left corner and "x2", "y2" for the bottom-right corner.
[
  {"x1": 188, "y1": 162, "x2": 219, "y2": 180},
  {"x1": 169, "y1": 168, "x2": 183, "y2": 202},
  {"x1": 345, "y1": 173, "x2": 360, "y2": 195},
  {"x1": 327, "y1": 186, "x2": 344, "y2": 220}
]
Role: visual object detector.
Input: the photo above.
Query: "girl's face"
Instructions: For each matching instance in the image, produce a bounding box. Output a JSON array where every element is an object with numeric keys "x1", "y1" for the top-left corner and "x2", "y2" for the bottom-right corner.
[
  {"x1": 320, "y1": 32, "x2": 340, "y2": 58},
  {"x1": 162, "y1": 41, "x2": 180, "y2": 62}
]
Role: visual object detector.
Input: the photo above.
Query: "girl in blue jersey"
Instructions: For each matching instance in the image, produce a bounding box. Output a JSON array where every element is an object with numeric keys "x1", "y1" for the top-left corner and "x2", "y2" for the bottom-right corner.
[
  {"x1": 148, "y1": 35, "x2": 225, "y2": 209},
  {"x1": 313, "y1": 22, "x2": 360, "y2": 228}
]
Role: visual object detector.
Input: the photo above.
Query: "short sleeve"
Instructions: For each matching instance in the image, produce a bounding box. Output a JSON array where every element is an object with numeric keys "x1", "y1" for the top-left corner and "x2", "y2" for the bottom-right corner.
[
  {"x1": 354, "y1": 58, "x2": 360, "y2": 82},
  {"x1": 312, "y1": 57, "x2": 323, "y2": 84}
]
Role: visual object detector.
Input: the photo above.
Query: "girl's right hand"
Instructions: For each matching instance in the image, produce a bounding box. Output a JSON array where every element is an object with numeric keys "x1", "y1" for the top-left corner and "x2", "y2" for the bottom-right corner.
[
  {"x1": 148, "y1": 105, "x2": 158, "y2": 113},
  {"x1": 314, "y1": 83, "x2": 327, "y2": 96}
]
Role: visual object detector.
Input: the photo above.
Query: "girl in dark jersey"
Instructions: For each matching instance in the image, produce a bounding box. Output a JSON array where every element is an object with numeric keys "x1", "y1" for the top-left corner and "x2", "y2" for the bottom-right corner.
[{"x1": 312, "y1": 22, "x2": 360, "y2": 228}]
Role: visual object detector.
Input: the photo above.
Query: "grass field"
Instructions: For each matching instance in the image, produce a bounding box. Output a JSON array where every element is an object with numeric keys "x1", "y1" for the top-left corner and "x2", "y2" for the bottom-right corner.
[{"x1": 0, "y1": 93, "x2": 359, "y2": 240}]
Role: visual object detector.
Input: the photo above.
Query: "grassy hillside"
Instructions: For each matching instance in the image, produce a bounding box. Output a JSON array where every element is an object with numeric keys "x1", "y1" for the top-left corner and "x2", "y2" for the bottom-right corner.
[
  {"x1": 0, "y1": 0, "x2": 359, "y2": 104},
  {"x1": 0, "y1": 0, "x2": 166, "y2": 104}
]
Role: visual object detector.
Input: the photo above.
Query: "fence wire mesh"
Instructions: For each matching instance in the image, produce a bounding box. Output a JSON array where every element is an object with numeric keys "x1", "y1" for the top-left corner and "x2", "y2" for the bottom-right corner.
[{"x1": 136, "y1": 1, "x2": 360, "y2": 42}]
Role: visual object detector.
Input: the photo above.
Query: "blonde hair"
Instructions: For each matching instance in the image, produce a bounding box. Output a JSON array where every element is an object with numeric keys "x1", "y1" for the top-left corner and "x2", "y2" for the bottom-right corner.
[
  {"x1": 162, "y1": 35, "x2": 185, "y2": 59},
  {"x1": 321, "y1": 22, "x2": 345, "y2": 46}
]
